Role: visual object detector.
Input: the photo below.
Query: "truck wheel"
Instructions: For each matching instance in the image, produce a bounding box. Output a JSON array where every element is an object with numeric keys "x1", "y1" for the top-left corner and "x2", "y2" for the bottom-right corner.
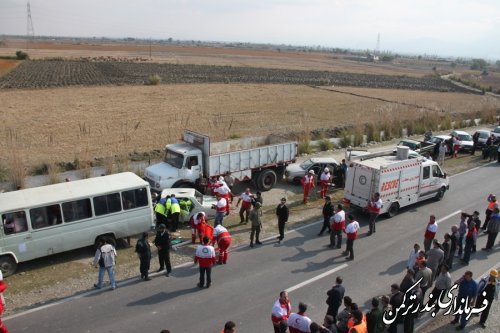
[
  {"x1": 387, "y1": 203, "x2": 399, "y2": 218},
  {"x1": 94, "y1": 234, "x2": 116, "y2": 249},
  {"x1": 435, "y1": 188, "x2": 446, "y2": 201},
  {"x1": 257, "y1": 169, "x2": 277, "y2": 191},
  {"x1": 0, "y1": 255, "x2": 17, "y2": 277}
]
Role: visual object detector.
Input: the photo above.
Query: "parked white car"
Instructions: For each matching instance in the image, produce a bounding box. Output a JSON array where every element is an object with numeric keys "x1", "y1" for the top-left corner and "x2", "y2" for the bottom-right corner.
[
  {"x1": 285, "y1": 157, "x2": 338, "y2": 185},
  {"x1": 450, "y1": 130, "x2": 474, "y2": 152},
  {"x1": 159, "y1": 188, "x2": 218, "y2": 222}
]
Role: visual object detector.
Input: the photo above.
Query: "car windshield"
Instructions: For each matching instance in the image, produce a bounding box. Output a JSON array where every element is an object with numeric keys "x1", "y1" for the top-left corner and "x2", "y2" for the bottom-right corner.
[
  {"x1": 164, "y1": 149, "x2": 184, "y2": 169},
  {"x1": 399, "y1": 141, "x2": 418, "y2": 150},
  {"x1": 494, "y1": 127, "x2": 500, "y2": 134},
  {"x1": 457, "y1": 134, "x2": 472, "y2": 141},
  {"x1": 300, "y1": 159, "x2": 314, "y2": 169},
  {"x1": 478, "y1": 132, "x2": 490, "y2": 139},
  {"x1": 430, "y1": 137, "x2": 442, "y2": 144}
]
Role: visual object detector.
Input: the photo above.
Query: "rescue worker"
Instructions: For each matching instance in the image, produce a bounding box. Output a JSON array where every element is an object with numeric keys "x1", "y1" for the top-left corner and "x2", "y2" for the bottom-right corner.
[
  {"x1": 288, "y1": 302, "x2": 312, "y2": 333},
  {"x1": 366, "y1": 192, "x2": 382, "y2": 236},
  {"x1": 348, "y1": 310, "x2": 367, "y2": 333},
  {"x1": 476, "y1": 269, "x2": 499, "y2": 328},
  {"x1": 190, "y1": 212, "x2": 206, "y2": 244},
  {"x1": 423, "y1": 214, "x2": 438, "y2": 252},
  {"x1": 301, "y1": 170, "x2": 316, "y2": 204},
  {"x1": 0, "y1": 274, "x2": 9, "y2": 333},
  {"x1": 154, "y1": 195, "x2": 168, "y2": 229},
  {"x1": 343, "y1": 214, "x2": 360, "y2": 261},
  {"x1": 271, "y1": 291, "x2": 292, "y2": 333},
  {"x1": 236, "y1": 188, "x2": 253, "y2": 224},
  {"x1": 211, "y1": 224, "x2": 232, "y2": 264},
  {"x1": 319, "y1": 168, "x2": 331, "y2": 199},
  {"x1": 194, "y1": 236, "x2": 216, "y2": 288},
  {"x1": 330, "y1": 204, "x2": 346, "y2": 249},
  {"x1": 249, "y1": 202, "x2": 263, "y2": 248},
  {"x1": 169, "y1": 194, "x2": 181, "y2": 232},
  {"x1": 482, "y1": 194, "x2": 498, "y2": 231},
  {"x1": 214, "y1": 176, "x2": 233, "y2": 214},
  {"x1": 213, "y1": 194, "x2": 227, "y2": 227}
]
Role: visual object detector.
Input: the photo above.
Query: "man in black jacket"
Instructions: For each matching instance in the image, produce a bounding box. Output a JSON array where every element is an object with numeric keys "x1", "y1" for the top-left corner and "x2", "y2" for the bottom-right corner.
[
  {"x1": 318, "y1": 196, "x2": 333, "y2": 236},
  {"x1": 325, "y1": 276, "x2": 345, "y2": 321},
  {"x1": 135, "y1": 231, "x2": 152, "y2": 281},
  {"x1": 276, "y1": 198, "x2": 289, "y2": 244},
  {"x1": 154, "y1": 224, "x2": 172, "y2": 276}
]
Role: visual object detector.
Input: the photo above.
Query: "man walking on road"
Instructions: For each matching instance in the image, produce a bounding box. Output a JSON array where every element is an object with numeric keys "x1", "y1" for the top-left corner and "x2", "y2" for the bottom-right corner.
[
  {"x1": 318, "y1": 196, "x2": 333, "y2": 236},
  {"x1": 288, "y1": 302, "x2": 312, "y2": 333},
  {"x1": 154, "y1": 224, "x2": 172, "y2": 276},
  {"x1": 301, "y1": 170, "x2": 316, "y2": 204},
  {"x1": 194, "y1": 236, "x2": 216, "y2": 288},
  {"x1": 276, "y1": 198, "x2": 289, "y2": 244},
  {"x1": 343, "y1": 214, "x2": 359, "y2": 261},
  {"x1": 366, "y1": 192, "x2": 382, "y2": 236},
  {"x1": 423, "y1": 215, "x2": 438, "y2": 252},
  {"x1": 330, "y1": 204, "x2": 346, "y2": 249},
  {"x1": 326, "y1": 276, "x2": 345, "y2": 321},
  {"x1": 271, "y1": 291, "x2": 292, "y2": 333}
]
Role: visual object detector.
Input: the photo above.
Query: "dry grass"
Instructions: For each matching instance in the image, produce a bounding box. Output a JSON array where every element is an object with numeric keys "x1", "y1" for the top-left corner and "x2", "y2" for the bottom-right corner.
[
  {"x1": 1, "y1": 84, "x2": 499, "y2": 168},
  {"x1": 0, "y1": 59, "x2": 20, "y2": 77}
]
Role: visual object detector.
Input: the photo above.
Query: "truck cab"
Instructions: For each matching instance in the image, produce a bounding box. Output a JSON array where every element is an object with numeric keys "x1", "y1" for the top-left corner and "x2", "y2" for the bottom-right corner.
[{"x1": 145, "y1": 144, "x2": 203, "y2": 192}]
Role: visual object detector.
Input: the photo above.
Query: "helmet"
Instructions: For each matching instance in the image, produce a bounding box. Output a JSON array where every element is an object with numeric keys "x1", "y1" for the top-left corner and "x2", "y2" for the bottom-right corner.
[
  {"x1": 324, "y1": 168, "x2": 329, "y2": 173},
  {"x1": 490, "y1": 269, "x2": 499, "y2": 278}
]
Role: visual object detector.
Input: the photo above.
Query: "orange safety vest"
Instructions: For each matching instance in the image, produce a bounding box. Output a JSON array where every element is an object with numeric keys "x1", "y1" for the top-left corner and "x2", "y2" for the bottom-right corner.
[
  {"x1": 348, "y1": 320, "x2": 367, "y2": 333},
  {"x1": 487, "y1": 200, "x2": 497, "y2": 211}
]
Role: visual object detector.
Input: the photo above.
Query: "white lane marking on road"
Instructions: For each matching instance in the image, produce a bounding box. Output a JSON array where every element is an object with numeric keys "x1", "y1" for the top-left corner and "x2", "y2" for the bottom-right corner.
[
  {"x1": 285, "y1": 264, "x2": 348, "y2": 293},
  {"x1": 435, "y1": 210, "x2": 461, "y2": 225}
]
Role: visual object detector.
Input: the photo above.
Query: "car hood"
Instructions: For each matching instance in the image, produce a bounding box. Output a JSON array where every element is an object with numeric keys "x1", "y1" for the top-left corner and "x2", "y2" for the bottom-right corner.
[
  {"x1": 460, "y1": 140, "x2": 473, "y2": 147},
  {"x1": 144, "y1": 162, "x2": 179, "y2": 181},
  {"x1": 285, "y1": 163, "x2": 305, "y2": 176}
]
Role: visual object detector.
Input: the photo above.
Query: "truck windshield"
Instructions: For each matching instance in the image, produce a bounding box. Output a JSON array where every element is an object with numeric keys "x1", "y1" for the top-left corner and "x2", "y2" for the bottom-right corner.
[
  {"x1": 300, "y1": 159, "x2": 314, "y2": 169},
  {"x1": 164, "y1": 150, "x2": 184, "y2": 169}
]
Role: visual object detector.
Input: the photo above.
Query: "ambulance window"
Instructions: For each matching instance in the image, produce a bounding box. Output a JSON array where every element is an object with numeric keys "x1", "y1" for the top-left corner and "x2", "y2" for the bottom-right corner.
[
  {"x1": 432, "y1": 165, "x2": 442, "y2": 178},
  {"x1": 423, "y1": 166, "x2": 430, "y2": 179}
]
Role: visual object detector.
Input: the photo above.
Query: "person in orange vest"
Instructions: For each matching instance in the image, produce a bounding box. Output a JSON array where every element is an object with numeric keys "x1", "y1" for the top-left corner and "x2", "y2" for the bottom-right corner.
[
  {"x1": 319, "y1": 168, "x2": 331, "y2": 199},
  {"x1": 220, "y1": 321, "x2": 236, "y2": 333},
  {"x1": 211, "y1": 224, "x2": 232, "y2": 264},
  {"x1": 301, "y1": 170, "x2": 316, "y2": 204},
  {"x1": 189, "y1": 212, "x2": 206, "y2": 244},
  {"x1": 482, "y1": 194, "x2": 498, "y2": 231},
  {"x1": 271, "y1": 291, "x2": 292, "y2": 333},
  {"x1": 423, "y1": 214, "x2": 438, "y2": 252},
  {"x1": 348, "y1": 309, "x2": 367, "y2": 333},
  {"x1": 366, "y1": 192, "x2": 382, "y2": 236}
]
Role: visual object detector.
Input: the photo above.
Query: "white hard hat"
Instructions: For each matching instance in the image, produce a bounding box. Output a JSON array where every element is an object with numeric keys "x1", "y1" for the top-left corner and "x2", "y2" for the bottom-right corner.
[
  {"x1": 219, "y1": 176, "x2": 224, "y2": 182},
  {"x1": 308, "y1": 170, "x2": 315, "y2": 174},
  {"x1": 324, "y1": 168, "x2": 329, "y2": 173}
]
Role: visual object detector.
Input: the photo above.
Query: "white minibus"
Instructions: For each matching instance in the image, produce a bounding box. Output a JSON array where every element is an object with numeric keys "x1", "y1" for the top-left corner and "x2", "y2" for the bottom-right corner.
[{"x1": 0, "y1": 172, "x2": 154, "y2": 276}]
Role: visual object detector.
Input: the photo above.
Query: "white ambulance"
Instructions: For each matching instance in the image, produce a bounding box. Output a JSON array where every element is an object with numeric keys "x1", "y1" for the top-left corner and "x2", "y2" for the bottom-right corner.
[{"x1": 343, "y1": 147, "x2": 449, "y2": 217}]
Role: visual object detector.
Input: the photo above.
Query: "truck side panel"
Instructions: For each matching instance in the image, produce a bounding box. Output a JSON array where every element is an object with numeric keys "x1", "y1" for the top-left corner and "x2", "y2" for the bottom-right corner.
[{"x1": 208, "y1": 142, "x2": 296, "y2": 179}]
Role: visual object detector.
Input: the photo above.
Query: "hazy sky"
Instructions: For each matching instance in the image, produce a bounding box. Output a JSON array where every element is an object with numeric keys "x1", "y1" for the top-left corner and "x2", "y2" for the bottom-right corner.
[{"x1": 1, "y1": 0, "x2": 499, "y2": 59}]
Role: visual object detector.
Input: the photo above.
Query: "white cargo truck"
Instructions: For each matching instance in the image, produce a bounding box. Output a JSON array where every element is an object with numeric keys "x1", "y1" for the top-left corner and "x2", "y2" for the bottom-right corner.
[
  {"x1": 343, "y1": 148, "x2": 449, "y2": 217},
  {"x1": 145, "y1": 130, "x2": 297, "y2": 192}
]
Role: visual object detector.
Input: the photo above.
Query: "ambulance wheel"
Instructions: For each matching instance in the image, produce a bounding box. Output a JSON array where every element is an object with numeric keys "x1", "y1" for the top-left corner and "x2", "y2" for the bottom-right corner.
[
  {"x1": 257, "y1": 169, "x2": 277, "y2": 191},
  {"x1": 435, "y1": 188, "x2": 446, "y2": 201},
  {"x1": 0, "y1": 255, "x2": 17, "y2": 277},
  {"x1": 387, "y1": 203, "x2": 399, "y2": 218}
]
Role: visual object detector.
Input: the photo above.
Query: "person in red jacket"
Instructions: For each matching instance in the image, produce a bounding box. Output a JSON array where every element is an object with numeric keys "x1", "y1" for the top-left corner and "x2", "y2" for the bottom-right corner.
[
  {"x1": 0, "y1": 278, "x2": 9, "y2": 333},
  {"x1": 366, "y1": 192, "x2": 382, "y2": 236},
  {"x1": 343, "y1": 214, "x2": 360, "y2": 261},
  {"x1": 271, "y1": 291, "x2": 292, "y2": 333},
  {"x1": 189, "y1": 212, "x2": 206, "y2": 244},
  {"x1": 319, "y1": 168, "x2": 331, "y2": 199},
  {"x1": 301, "y1": 170, "x2": 316, "y2": 204},
  {"x1": 424, "y1": 214, "x2": 438, "y2": 252},
  {"x1": 211, "y1": 224, "x2": 232, "y2": 264},
  {"x1": 288, "y1": 302, "x2": 312, "y2": 333},
  {"x1": 330, "y1": 204, "x2": 346, "y2": 249},
  {"x1": 194, "y1": 236, "x2": 216, "y2": 288}
]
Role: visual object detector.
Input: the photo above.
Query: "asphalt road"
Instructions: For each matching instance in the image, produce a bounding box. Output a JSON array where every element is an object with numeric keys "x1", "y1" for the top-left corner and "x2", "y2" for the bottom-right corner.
[{"x1": 5, "y1": 163, "x2": 500, "y2": 333}]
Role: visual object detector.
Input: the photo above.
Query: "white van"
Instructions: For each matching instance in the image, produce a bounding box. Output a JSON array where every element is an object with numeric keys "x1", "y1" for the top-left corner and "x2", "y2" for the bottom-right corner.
[{"x1": 0, "y1": 172, "x2": 154, "y2": 276}]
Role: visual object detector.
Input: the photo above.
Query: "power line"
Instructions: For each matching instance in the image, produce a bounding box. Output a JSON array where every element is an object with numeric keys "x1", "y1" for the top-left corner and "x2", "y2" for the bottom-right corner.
[{"x1": 26, "y1": 0, "x2": 35, "y2": 49}]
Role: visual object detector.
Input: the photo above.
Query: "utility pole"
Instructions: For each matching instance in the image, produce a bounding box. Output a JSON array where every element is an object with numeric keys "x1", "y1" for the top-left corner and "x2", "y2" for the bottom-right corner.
[
  {"x1": 149, "y1": 38, "x2": 152, "y2": 59},
  {"x1": 26, "y1": 0, "x2": 35, "y2": 50},
  {"x1": 376, "y1": 33, "x2": 380, "y2": 55}
]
